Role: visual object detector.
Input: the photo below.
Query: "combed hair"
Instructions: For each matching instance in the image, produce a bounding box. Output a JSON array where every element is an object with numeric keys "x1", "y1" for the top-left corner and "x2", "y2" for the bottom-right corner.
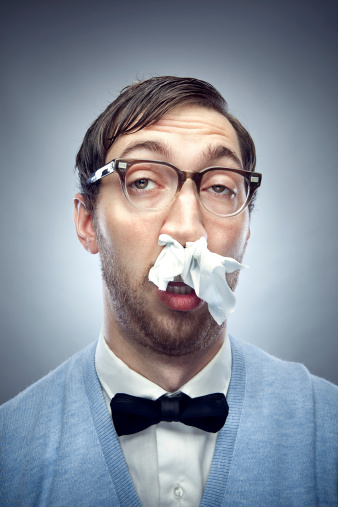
[{"x1": 76, "y1": 76, "x2": 257, "y2": 212}]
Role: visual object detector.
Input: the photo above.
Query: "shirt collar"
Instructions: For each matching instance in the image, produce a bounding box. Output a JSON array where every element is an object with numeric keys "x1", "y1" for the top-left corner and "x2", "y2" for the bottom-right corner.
[{"x1": 95, "y1": 328, "x2": 231, "y2": 401}]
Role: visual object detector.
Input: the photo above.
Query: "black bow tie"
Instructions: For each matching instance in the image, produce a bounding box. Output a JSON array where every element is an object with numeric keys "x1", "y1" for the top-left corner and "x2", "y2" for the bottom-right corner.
[{"x1": 110, "y1": 392, "x2": 229, "y2": 436}]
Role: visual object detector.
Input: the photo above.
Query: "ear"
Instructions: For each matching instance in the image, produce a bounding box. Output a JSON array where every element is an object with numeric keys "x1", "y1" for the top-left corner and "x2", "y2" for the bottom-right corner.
[{"x1": 73, "y1": 193, "x2": 99, "y2": 254}]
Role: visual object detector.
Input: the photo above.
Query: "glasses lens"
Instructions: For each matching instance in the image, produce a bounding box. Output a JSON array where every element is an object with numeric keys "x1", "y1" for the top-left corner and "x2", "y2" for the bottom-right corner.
[
  {"x1": 125, "y1": 162, "x2": 178, "y2": 209},
  {"x1": 200, "y1": 170, "x2": 249, "y2": 216}
]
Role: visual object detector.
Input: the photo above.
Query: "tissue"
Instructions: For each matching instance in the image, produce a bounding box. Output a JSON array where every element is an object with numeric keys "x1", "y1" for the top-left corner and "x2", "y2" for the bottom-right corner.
[{"x1": 148, "y1": 234, "x2": 246, "y2": 325}]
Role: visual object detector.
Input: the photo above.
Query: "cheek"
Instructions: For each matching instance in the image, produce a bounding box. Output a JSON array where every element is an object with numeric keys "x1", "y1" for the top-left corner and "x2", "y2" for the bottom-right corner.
[
  {"x1": 97, "y1": 201, "x2": 164, "y2": 272},
  {"x1": 206, "y1": 212, "x2": 250, "y2": 258}
]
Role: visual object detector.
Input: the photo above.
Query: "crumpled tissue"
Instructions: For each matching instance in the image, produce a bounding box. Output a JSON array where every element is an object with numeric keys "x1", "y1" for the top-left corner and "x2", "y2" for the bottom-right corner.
[{"x1": 148, "y1": 234, "x2": 246, "y2": 325}]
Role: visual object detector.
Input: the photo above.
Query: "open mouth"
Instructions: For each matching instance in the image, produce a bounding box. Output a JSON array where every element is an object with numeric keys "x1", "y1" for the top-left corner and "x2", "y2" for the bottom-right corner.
[
  {"x1": 166, "y1": 282, "x2": 194, "y2": 295},
  {"x1": 156, "y1": 275, "x2": 202, "y2": 312}
]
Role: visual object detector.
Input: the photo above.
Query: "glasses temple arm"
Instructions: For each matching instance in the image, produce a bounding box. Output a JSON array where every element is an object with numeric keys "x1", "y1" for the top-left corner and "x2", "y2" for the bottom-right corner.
[{"x1": 87, "y1": 161, "x2": 115, "y2": 184}]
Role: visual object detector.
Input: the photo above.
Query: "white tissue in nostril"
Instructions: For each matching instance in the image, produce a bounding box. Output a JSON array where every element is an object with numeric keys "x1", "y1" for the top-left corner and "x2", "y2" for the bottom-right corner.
[{"x1": 148, "y1": 234, "x2": 247, "y2": 325}]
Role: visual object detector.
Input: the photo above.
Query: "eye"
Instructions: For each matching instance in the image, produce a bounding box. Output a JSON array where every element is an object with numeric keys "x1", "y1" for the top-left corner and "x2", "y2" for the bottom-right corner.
[
  {"x1": 203, "y1": 183, "x2": 235, "y2": 198},
  {"x1": 208, "y1": 184, "x2": 233, "y2": 195},
  {"x1": 131, "y1": 178, "x2": 157, "y2": 190},
  {"x1": 200, "y1": 170, "x2": 238, "y2": 200}
]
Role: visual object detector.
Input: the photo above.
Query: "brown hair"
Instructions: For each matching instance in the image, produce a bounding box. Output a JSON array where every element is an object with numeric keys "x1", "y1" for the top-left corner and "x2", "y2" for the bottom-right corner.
[{"x1": 76, "y1": 76, "x2": 257, "y2": 212}]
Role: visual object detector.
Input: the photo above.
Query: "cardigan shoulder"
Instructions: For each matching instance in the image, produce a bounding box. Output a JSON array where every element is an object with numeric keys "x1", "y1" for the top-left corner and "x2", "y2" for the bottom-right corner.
[
  {"x1": 0, "y1": 341, "x2": 134, "y2": 506},
  {"x1": 230, "y1": 335, "x2": 338, "y2": 401},
  {"x1": 0, "y1": 341, "x2": 98, "y2": 441},
  {"x1": 217, "y1": 336, "x2": 338, "y2": 506}
]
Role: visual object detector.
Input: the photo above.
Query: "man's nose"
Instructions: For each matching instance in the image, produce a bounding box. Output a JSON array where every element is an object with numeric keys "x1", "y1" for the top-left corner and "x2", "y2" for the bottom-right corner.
[{"x1": 160, "y1": 180, "x2": 207, "y2": 246}]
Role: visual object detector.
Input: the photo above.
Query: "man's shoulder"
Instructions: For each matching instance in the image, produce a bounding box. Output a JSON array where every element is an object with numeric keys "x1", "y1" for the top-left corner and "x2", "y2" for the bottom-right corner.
[
  {"x1": 0, "y1": 341, "x2": 97, "y2": 422},
  {"x1": 219, "y1": 337, "x2": 338, "y2": 504},
  {"x1": 0, "y1": 342, "x2": 125, "y2": 506},
  {"x1": 230, "y1": 335, "x2": 338, "y2": 403}
]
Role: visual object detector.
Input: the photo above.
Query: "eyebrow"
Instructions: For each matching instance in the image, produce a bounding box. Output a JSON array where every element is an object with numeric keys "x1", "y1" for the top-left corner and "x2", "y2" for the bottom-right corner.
[
  {"x1": 201, "y1": 145, "x2": 243, "y2": 168},
  {"x1": 119, "y1": 140, "x2": 173, "y2": 159},
  {"x1": 118, "y1": 139, "x2": 242, "y2": 168}
]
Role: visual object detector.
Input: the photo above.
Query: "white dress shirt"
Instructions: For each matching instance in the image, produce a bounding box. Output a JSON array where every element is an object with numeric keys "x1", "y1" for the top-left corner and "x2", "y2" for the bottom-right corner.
[{"x1": 95, "y1": 330, "x2": 231, "y2": 507}]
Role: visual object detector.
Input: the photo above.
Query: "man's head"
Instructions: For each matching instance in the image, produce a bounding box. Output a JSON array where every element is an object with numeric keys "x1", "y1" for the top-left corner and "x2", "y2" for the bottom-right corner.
[
  {"x1": 74, "y1": 77, "x2": 258, "y2": 364},
  {"x1": 76, "y1": 76, "x2": 256, "y2": 214}
]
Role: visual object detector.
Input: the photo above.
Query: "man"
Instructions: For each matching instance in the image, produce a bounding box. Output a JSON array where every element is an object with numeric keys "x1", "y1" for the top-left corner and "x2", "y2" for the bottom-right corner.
[{"x1": 1, "y1": 76, "x2": 337, "y2": 506}]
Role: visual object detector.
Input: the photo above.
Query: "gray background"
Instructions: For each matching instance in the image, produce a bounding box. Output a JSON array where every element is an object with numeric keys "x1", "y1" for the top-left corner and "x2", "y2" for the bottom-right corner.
[{"x1": 1, "y1": 0, "x2": 337, "y2": 405}]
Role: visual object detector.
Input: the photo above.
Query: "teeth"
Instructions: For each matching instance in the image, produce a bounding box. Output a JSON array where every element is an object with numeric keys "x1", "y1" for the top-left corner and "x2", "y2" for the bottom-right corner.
[{"x1": 167, "y1": 285, "x2": 193, "y2": 295}]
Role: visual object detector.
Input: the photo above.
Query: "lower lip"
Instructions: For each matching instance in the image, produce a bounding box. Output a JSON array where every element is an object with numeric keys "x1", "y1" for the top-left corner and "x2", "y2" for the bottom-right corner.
[{"x1": 157, "y1": 287, "x2": 203, "y2": 312}]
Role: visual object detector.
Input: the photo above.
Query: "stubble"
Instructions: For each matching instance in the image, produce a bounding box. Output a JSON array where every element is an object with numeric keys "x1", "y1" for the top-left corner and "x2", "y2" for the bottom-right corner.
[{"x1": 94, "y1": 225, "x2": 239, "y2": 358}]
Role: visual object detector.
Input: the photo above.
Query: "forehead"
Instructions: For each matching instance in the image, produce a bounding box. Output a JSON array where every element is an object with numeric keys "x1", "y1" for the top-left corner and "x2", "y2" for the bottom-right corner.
[{"x1": 106, "y1": 104, "x2": 242, "y2": 164}]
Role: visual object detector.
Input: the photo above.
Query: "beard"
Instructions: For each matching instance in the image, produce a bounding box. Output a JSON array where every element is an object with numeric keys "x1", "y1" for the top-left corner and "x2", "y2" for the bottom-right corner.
[{"x1": 95, "y1": 224, "x2": 241, "y2": 358}]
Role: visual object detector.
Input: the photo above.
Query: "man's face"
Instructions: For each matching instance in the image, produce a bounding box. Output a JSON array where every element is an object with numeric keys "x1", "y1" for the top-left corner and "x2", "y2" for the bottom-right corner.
[{"x1": 90, "y1": 104, "x2": 250, "y2": 357}]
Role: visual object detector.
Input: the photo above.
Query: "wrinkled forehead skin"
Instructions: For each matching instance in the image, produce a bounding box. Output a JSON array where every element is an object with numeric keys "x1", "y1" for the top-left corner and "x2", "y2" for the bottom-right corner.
[{"x1": 105, "y1": 105, "x2": 243, "y2": 168}]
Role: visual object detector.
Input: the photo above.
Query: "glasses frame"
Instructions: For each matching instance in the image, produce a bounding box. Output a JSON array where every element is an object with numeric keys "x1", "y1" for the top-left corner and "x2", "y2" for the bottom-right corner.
[{"x1": 87, "y1": 158, "x2": 262, "y2": 218}]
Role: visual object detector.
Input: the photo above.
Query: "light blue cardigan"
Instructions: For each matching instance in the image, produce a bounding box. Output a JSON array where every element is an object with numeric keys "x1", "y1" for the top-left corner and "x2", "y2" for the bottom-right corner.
[{"x1": 1, "y1": 336, "x2": 337, "y2": 506}]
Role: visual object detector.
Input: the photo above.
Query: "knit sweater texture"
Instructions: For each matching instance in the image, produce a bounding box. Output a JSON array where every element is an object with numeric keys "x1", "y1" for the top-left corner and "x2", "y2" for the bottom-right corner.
[{"x1": 1, "y1": 336, "x2": 337, "y2": 506}]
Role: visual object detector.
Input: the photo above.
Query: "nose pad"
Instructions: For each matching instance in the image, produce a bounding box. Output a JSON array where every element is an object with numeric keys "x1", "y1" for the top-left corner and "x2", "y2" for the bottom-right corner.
[{"x1": 160, "y1": 180, "x2": 207, "y2": 246}]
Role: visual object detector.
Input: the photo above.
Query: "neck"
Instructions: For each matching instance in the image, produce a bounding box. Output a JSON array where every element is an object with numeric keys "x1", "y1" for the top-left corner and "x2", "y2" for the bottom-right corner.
[{"x1": 103, "y1": 312, "x2": 226, "y2": 393}]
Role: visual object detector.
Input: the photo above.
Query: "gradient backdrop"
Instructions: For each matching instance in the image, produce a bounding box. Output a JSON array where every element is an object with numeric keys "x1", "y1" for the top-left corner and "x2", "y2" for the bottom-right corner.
[{"x1": 1, "y1": 0, "x2": 337, "y2": 404}]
